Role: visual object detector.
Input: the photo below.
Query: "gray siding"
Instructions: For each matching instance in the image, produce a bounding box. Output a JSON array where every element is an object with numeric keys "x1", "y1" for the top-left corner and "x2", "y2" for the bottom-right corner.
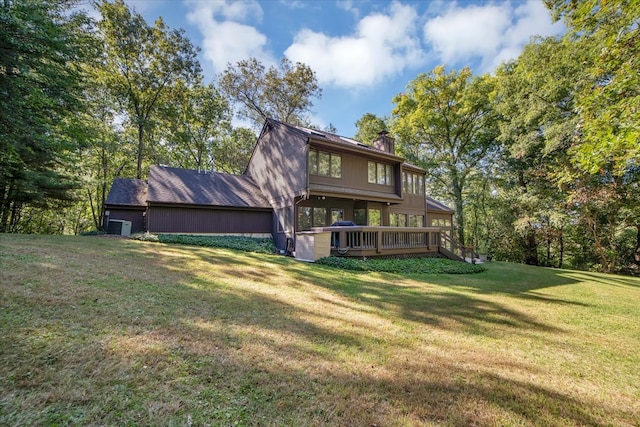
[
  {"x1": 148, "y1": 206, "x2": 272, "y2": 234},
  {"x1": 246, "y1": 121, "x2": 308, "y2": 206}
]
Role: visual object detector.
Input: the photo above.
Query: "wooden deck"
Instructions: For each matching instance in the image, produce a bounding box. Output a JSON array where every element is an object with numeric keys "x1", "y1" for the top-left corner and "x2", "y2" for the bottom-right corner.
[{"x1": 316, "y1": 226, "x2": 449, "y2": 258}]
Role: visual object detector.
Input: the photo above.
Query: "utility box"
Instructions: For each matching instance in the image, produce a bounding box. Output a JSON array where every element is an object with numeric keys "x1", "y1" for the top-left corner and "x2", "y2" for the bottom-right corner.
[
  {"x1": 107, "y1": 219, "x2": 132, "y2": 237},
  {"x1": 294, "y1": 231, "x2": 330, "y2": 262}
]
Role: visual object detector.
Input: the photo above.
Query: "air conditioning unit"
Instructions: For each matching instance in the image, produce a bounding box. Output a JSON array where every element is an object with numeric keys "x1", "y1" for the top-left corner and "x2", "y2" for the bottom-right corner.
[{"x1": 107, "y1": 219, "x2": 132, "y2": 237}]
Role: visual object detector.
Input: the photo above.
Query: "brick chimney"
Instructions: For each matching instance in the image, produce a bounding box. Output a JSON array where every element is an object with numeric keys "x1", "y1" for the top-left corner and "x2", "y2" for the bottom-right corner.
[{"x1": 372, "y1": 130, "x2": 395, "y2": 154}]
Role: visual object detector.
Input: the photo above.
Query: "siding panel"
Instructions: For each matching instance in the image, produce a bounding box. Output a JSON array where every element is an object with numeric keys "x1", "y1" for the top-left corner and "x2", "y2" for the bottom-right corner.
[{"x1": 149, "y1": 206, "x2": 272, "y2": 234}]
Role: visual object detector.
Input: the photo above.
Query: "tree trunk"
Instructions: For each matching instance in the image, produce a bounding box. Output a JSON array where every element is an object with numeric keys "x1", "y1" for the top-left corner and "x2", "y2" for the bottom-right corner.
[
  {"x1": 137, "y1": 123, "x2": 144, "y2": 179},
  {"x1": 634, "y1": 225, "x2": 640, "y2": 263},
  {"x1": 558, "y1": 227, "x2": 564, "y2": 269},
  {"x1": 452, "y1": 181, "x2": 465, "y2": 247}
]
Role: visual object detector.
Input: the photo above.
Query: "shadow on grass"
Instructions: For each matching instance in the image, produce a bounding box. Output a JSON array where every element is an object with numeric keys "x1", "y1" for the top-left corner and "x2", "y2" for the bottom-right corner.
[
  {"x1": 289, "y1": 263, "x2": 565, "y2": 336},
  {"x1": 1, "y1": 235, "x2": 634, "y2": 426}
]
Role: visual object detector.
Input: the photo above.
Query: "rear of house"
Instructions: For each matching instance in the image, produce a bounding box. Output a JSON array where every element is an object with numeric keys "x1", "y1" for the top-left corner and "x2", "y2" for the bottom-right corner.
[{"x1": 105, "y1": 118, "x2": 455, "y2": 258}]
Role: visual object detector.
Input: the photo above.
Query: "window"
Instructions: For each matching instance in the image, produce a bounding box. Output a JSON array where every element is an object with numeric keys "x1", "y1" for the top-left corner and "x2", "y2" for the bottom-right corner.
[
  {"x1": 409, "y1": 215, "x2": 424, "y2": 227},
  {"x1": 277, "y1": 207, "x2": 292, "y2": 232},
  {"x1": 331, "y1": 208, "x2": 344, "y2": 224},
  {"x1": 313, "y1": 207, "x2": 327, "y2": 227},
  {"x1": 354, "y1": 209, "x2": 367, "y2": 225},
  {"x1": 390, "y1": 213, "x2": 407, "y2": 227},
  {"x1": 298, "y1": 207, "x2": 312, "y2": 231},
  {"x1": 368, "y1": 209, "x2": 381, "y2": 226},
  {"x1": 309, "y1": 148, "x2": 341, "y2": 178},
  {"x1": 403, "y1": 172, "x2": 424, "y2": 195},
  {"x1": 367, "y1": 161, "x2": 392, "y2": 185}
]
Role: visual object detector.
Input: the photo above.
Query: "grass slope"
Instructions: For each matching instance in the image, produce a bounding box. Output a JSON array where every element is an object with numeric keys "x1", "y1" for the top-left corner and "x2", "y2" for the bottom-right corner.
[{"x1": 1, "y1": 234, "x2": 639, "y2": 426}]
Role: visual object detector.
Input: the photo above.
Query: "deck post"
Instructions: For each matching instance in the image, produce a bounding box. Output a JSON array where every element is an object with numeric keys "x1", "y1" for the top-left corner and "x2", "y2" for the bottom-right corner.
[{"x1": 376, "y1": 229, "x2": 382, "y2": 253}]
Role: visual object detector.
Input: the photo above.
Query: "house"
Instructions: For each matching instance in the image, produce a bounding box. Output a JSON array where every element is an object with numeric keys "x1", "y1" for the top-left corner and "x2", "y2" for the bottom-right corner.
[{"x1": 105, "y1": 118, "x2": 455, "y2": 258}]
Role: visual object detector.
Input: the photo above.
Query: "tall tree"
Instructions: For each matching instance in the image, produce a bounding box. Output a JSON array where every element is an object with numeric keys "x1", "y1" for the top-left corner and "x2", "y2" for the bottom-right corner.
[
  {"x1": 493, "y1": 37, "x2": 583, "y2": 265},
  {"x1": 219, "y1": 57, "x2": 321, "y2": 128},
  {"x1": 0, "y1": 0, "x2": 92, "y2": 232},
  {"x1": 158, "y1": 81, "x2": 233, "y2": 171},
  {"x1": 545, "y1": 0, "x2": 639, "y2": 177},
  {"x1": 96, "y1": 0, "x2": 201, "y2": 179},
  {"x1": 392, "y1": 66, "x2": 498, "y2": 247},
  {"x1": 354, "y1": 113, "x2": 388, "y2": 144}
]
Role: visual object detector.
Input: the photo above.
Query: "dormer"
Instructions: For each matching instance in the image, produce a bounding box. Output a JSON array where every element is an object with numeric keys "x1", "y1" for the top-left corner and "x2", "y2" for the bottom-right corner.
[{"x1": 372, "y1": 130, "x2": 395, "y2": 155}]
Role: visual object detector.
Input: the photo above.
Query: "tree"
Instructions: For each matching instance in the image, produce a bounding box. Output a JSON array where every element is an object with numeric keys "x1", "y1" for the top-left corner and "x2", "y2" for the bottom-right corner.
[
  {"x1": 158, "y1": 81, "x2": 233, "y2": 172},
  {"x1": 96, "y1": 0, "x2": 201, "y2": 179},
  {"x1": 354, "y1": 113, "x2": 388, "y2": 144},
  {"x1": 392, "y1": 66, "x2": 498, "y2": 247},
  {"x1": 545, "y1": 0, "x2": 640, "y2": 177},
  {"x1": 0, "y1": 0, "x2": 92, "y2": 232},
  {"x1": 219, "y1": 57, "x2": 321, "y2": 129}
]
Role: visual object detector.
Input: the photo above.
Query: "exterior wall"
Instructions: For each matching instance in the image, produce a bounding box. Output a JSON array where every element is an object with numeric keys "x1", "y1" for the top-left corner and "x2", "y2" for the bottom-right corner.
[
  {"x1": 104, "y1": 207, "x2": 146, "y2": 233},
  {"x1": 308, "y1": 149, "x2": 399, "y2": 197},
  {"x1": 246, "y1": 122, "x2": 308, "y2": 206},
  {"x1": 147, "y1": 205, "x2": 272, "y2": 234}
]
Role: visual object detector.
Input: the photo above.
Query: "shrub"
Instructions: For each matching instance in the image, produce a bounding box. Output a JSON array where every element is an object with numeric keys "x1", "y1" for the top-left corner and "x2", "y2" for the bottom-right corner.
[
  {"x1": 131, "y1": 234, "x2": 276, "y2": 254},
  {"x1": 315, "y1": 256, "x2": 486, "y2": 274}
]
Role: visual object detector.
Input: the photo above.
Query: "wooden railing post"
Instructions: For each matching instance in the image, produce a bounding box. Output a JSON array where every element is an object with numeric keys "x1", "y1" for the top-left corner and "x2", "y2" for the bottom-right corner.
[{"x1": 376, "y1": 229, "x2": 382, "y2": 253}]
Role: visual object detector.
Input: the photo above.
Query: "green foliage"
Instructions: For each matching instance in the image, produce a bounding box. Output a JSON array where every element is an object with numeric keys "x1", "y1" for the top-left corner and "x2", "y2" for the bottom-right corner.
[
  {"x1": 0, "y1": 0, "x2": 92, "y2": 232},
  {"x1": 96, "y1": 0, "x2": 201, "y2": 179},
  {"x1": 392, "y1": 66, "x2": 499, "y2": 246},
  {"x1": 219, "y1": 57, "x2": 322, "y2": 129},
  {"x1": 316, "y1": 256, "x2": 486, "y2": 274},
  {"x1": 545, "y1": 0, "x2": 640, "y2": 177},
  {"x1": 132, "y1": 234, "x2": 276, "y2": 254},
  {"x1": 353, "y1": 113, "x2": 388, "y2": 144}
]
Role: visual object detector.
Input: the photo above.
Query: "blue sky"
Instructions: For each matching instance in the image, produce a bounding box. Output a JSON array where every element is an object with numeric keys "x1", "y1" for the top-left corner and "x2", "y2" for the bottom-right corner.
[{"x1": 98, "y1": 0, "x2": 565, "y2": 137}]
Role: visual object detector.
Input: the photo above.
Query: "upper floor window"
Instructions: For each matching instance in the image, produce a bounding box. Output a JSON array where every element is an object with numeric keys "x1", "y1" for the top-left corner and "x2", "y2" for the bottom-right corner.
[
  {"x1": 403, "y1": 172, "x2": 424, "y2": 195},
  {"x1": 368, "y1": 161, "x2": 393, "y2": 185},
  {"x1": 309, "y1": 148, "x2": 341, "y2": 178}
]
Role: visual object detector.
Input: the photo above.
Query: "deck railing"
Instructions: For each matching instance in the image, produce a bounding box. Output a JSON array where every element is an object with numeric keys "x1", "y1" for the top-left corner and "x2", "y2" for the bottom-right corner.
[{"x1": 315, "y1": 226, "x2": 449, "y2": 257}]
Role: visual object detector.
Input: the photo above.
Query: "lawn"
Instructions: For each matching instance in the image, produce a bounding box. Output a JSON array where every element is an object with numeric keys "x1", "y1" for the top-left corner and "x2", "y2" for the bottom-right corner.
[{"x1": 1, "y1": 234, "x2": 638, "y2": 426}]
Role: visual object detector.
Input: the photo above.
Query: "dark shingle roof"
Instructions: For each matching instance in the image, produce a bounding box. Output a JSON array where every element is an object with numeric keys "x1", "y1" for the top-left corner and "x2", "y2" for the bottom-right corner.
[
  {"x1": 426, "y1": 196, "x2": 454, "y2": 213},
  {"x1": 105, "y1": 178, "x2": 147, "y2": 207},
  {"x1": 147, "y1": 166, "x2": 271, "y2": 209}
]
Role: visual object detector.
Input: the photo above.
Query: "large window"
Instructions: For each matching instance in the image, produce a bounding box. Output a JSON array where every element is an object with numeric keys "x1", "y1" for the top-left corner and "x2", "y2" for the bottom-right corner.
[
  {"x1": 367, "y1": 161, "x2": 393, "y2": 185},
  {"x1": 309, "y1": 149, "x2": 341, "y2": 178},
  {"x1": 297, "y1": 207, "x2": 329, "y2": 230},
  {"x1": 403, "y1": 172, "x2": 424, "y2": 195}
]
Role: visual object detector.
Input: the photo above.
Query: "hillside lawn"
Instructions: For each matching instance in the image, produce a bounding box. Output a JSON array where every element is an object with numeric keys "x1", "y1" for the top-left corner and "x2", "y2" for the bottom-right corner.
[{"x1": 1, "y1": 234, "x2": 638, "y2": 426}]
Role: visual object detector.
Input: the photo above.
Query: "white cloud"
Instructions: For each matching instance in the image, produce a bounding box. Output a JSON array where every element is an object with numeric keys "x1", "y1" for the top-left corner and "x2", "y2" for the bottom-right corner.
[
  {"x1": 285, "y1": 1, "x2": 424, "y2": 88},
  {"x1": 423, "y1": 0, "x2": 564, "y2": 73},
  {"x1": 185, "y1": 0, "x2": 274, "y2": 74}
]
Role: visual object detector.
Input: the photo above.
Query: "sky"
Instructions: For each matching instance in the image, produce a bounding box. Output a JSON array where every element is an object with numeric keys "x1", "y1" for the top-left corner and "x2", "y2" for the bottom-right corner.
[{"x1": 93, "y1": 0, "x2": 565, "y2": 138}]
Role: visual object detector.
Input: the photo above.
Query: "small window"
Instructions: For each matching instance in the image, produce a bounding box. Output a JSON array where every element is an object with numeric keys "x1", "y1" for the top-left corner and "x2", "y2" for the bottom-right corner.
[
  {"x1": 298, "y1": 207, "x2": 311, "y2": 231},
  {"x1": 309, "y1": 150, "x2": 318, "y2": 175},
  {"x1": 368, "y1": 209, "x2": 381, "y2": 226},
  {"x1": 409, "y1": 215, "x2": 424, "y2": 227},
  {"x1": 313, "y1": 207, "x2": 327, "y2": 227},
  {"x1": 354, "y1": 209, "x2": 367, "y2": 225},
  {"x1": 390, "y1": 213, "x2": 407, "y2": 227},
  {"x1": 331, "y1": 208, "x2": 344, "y2": 224}
]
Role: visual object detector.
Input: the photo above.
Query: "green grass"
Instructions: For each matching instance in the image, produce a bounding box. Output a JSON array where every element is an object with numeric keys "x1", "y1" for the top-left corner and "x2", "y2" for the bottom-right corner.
[{"x1": 1, "y1": 234, "x2": 639, "y2": 426}]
